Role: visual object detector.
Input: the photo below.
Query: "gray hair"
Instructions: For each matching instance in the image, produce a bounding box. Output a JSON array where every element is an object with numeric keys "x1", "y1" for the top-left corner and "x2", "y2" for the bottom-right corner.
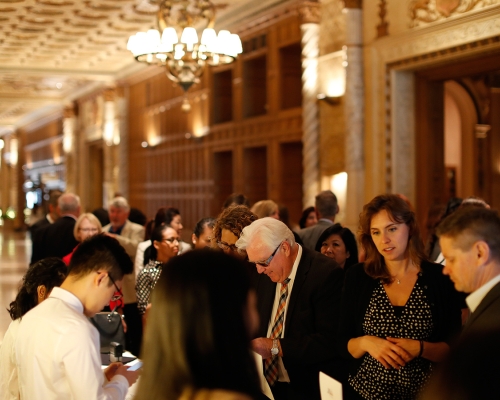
[
  {"x1": 109, "y1": 196, "x2": 130, "y2": 211},
  {"x1": 315, "y1": 190, "x2": 338, "y2": 219},
  {"x1": 236, "y1": 217, "x2": 295, "y2": 252},
  {"x1": 58, "y1": 193, "x2": 80, "y2": 213}
]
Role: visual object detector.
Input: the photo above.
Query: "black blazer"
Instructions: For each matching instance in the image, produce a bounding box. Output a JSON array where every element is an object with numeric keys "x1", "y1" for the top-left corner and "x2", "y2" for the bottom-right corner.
[
  {"x1": 253, "y1": 247, "x2": 344, "y2": 399},
  {"x1": 40, "y1": 216, "x2": 79, "y2": 259},
  {"x1": 30, "y1": 216, "x2": 51, "y2": 264},
  {"x1": 461, "y1": 281, "x2": 500, "y2": 337},
  {"x1": 338, "y1": 261, "x2": 462, "y2": 375}
]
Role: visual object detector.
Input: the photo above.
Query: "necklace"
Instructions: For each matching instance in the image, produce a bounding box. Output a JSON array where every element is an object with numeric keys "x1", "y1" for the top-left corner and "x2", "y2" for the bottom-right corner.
[{"x1": 396, "y1": 278, "x2": 401, "y2": 285}]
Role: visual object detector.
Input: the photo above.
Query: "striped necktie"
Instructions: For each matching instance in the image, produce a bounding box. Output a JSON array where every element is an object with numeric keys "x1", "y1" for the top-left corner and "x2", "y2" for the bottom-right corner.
[{"x1": 264, "y1": 278, "x2": 291, "y2": 386}]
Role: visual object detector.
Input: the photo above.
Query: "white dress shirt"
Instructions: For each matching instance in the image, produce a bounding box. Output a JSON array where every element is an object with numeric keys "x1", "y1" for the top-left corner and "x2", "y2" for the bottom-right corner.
[
  {"x1": 15, "y1": 287, "x2": 129, "y2": 400},
  {"x1": 266, "y1": 244, "x2": 302, "y2": 382},
  {"x1": 466, "y1": 274, "x2": 500, "y2": 313},
  {"x1": 0, "y1": 319, "x2": 20, "y2": 400}
]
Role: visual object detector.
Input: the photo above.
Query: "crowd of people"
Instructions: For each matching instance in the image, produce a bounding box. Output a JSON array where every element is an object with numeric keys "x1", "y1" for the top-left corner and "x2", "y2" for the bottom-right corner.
[{"x1": 1, "y1": 189, "x2": 500, "y2": 400}]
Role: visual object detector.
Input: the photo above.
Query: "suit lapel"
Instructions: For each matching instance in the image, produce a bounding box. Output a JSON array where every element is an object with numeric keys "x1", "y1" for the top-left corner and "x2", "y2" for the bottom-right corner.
[
  {"x1": 463, "y1": 281, "x2": 500, "y2": 333},
  {"x1": 256, "y1": 272, "x2": 277, "y2": 338},
  {"x1": 284, "y1": 249, "x2": 311, "y2": 334}
]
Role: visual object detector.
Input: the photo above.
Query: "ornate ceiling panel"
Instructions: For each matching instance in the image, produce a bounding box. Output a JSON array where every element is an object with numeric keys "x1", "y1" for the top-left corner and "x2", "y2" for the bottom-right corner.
[{"x1": 0, "y1": 0, "x2": 262, "y2": 128}]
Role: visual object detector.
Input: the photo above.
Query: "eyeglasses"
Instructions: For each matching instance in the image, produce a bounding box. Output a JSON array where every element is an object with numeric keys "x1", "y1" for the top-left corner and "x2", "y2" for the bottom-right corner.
[
  {"x1": 107, "y1": 273, "x2": 123, "y2": 302},
  {"x1": 250, "y1": 242, "x2": 282, "y2": 267},
  {"x1": 162, "y1": 238, "x2": 180, "y2": 244},
  {"x1": 79, "y1": 228, "x2": 99, "y2": 233},
  {"x1": 217, "y1": 240, "x2": 238, "y2": 252}
]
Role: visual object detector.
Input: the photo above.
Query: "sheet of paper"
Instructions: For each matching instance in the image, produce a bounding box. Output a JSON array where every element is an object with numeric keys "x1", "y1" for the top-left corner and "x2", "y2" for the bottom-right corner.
[
  {"x1": 252, "y1": 351, "x2": 274, "y2": 400},
  {"x1": 319, "y1": 371, "x2": 343, "y2": 400}
]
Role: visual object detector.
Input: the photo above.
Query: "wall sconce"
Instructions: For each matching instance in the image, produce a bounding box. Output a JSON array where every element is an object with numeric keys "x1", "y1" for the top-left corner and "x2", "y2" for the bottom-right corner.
[{"x1": 317, "y1": 93, "x2": 342, "y2": 105}]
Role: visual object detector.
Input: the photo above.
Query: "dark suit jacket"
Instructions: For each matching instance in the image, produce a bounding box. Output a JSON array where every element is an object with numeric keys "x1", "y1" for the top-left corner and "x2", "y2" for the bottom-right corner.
[
  {"x1": 30, "y1": 216, "x2": 51, "y2": 264},
  {"x1": 40, "y1": 215, "x2": 79, "y2": 259},
  {"x1": 253, "y1": 247, "x2": 344, "y2": 399},
  {"x1": 462, "y1": 281, "x2": 500, "y2": 337},
  {"x1": 297, "y1": 220, "x2": 333, "y2": 251}
]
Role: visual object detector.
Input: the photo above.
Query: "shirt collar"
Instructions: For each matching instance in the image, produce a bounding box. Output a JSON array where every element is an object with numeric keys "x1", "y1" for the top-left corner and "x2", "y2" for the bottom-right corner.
[
  {"x1": 283, "y1": 244, "x2": 302, "y2": 285},
  {"x1": 49, "y1": 286, "x2": 84, "y2": 315},
  {"x1": 466, "y1": 274, "x2": 500, "y2": 313}
]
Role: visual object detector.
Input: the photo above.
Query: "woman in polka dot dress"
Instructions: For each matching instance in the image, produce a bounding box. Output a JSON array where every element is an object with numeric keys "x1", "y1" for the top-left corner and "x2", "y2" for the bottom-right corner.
[{"x1": 338, "y1": 194, "x2": 462, "y2": 400}]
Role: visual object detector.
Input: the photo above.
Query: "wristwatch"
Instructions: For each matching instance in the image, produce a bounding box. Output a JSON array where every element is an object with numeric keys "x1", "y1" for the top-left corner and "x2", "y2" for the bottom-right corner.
[{"x1": 271, "y1": 339, "x2": 279, "y2": 357}]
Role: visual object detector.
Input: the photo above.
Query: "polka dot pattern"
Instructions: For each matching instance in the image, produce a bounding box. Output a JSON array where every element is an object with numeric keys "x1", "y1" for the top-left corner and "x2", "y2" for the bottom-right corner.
[
  {"x1": 349, "y1": 278, "x2": 434, "y2": 400},
  {"x1": 136, "y1": 260, "x2": 163, "y2": 315}
]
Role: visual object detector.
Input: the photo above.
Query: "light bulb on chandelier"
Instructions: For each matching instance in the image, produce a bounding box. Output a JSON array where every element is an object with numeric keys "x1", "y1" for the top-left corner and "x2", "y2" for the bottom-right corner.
[{"x1": 127, "y1": 0, "x2": 243, "y2": 108}]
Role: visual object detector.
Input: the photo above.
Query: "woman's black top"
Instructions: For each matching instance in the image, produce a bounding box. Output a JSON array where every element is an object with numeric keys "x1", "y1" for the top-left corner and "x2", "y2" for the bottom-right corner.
[{"x1": 338, "y1": 261, "x2": 462, "y2": 400}]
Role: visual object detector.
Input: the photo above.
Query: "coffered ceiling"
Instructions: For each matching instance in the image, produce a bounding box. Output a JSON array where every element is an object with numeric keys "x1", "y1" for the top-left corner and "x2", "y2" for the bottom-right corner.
[{"x1": 0, "y1": 0, "x2": 288, "y2": 132}]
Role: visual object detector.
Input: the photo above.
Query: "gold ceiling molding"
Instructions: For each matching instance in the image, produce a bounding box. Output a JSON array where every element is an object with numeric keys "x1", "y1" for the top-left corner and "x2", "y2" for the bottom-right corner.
[
  {"x1": 409, "y1": 0, "x2": 500, "y2": 27},
  {"x1": 36, "y1": 0, "x2": 74, "y2": 5},
  {"x1": 119, "y1": 13, "x2": 153, "y2": 24},
  {"x1": 74, "y1": 9, "x2": 108, "y2": 19},
  {"x1": 30, "y1": 7, "x2": 64, "y2": 15}
]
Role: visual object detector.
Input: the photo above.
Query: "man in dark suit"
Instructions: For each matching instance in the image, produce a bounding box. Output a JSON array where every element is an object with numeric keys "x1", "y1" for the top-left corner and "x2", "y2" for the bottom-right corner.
[
  {"x1": 30, "y1": 190, "x2": 62, "y2": 264},
  {"x1": 40, "y1": 193, "x2": 81, "y2": 259},
  {"x1": 236, "y1": 218, "x2": 344, "y2": 400},
  {"x1": 298, "y1": 190, "x2": 339, "y2": 250},
  {"x1": 437, "y1": 207, "x2": 500, "y2": 337}
]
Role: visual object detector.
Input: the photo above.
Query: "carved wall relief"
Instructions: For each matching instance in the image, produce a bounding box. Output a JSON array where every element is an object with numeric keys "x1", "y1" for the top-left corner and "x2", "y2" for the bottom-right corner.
[{"x1": 410, "y1": 0, "x2": 499, "y2": 27}]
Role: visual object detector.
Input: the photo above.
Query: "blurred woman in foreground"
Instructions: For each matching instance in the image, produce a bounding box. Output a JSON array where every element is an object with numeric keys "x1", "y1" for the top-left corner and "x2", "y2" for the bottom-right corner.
[{"x1": 135, "y1": 250, "x2": 261, "y2": 400}]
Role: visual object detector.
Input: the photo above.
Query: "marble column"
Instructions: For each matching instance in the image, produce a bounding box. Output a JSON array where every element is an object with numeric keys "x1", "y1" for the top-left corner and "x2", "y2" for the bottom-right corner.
[
  {"x1": 103, "y1": 88, "x2": 118, "y2": 206},
  {"x1": 63, "y1": 105, "x2": 76, "y2": 194},
  {"x1": 299, "y1": 1, "x2": 321, "y2": 208},
  {"x1": 343, "y1": 3, "x2": 365, "y2": 231}
]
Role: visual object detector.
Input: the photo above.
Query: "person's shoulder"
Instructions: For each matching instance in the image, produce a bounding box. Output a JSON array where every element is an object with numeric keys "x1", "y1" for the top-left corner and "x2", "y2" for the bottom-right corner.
[
  {"x1": 420, "y1": 260, "x2": 446, "y2": 278},
  {"x1": 179, "y1": 388, "x2": 251, "y2": 400},
  {"x1": 125, "y1": 220, "x2": 145, "y2": 231},
  {"x1": 345, "y1": 262, "x2": 371, "y2": 281}
]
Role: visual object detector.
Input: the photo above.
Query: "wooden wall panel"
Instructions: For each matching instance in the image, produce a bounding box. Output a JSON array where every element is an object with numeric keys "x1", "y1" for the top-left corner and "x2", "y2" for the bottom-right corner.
[{"x1": 126, "y1": 13, "x2": 304, "y2": 238}]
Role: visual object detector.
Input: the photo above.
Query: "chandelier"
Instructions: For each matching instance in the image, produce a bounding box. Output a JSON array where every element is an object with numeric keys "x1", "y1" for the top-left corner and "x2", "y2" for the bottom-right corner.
[{"x1": 127, "y1": 0, "x2": 243, "y2": 95}]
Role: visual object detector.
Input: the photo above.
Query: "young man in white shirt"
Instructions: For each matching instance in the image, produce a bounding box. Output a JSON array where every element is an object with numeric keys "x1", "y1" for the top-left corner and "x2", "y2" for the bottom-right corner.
[{"x1": 15, "y1": 234, "x2": 139, "y2": 400}]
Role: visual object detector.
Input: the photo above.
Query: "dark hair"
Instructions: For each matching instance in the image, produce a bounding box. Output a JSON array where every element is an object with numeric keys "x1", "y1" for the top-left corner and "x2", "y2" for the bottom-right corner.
[
  {"x1": 315, "y1": 191, "x2": 338, "y2": 219},
  {"x1": 136, "y1": 250, "x2": 261, "y2": 399},
  {"x1": 299, "y1": 206, "x2": 316, "y2": 229},
  {"x1": 149, "y1": 224, "x2": 175, "y2": 261},
  {"x1": 211, "y1": 205, "x2": 258, "y2": 247},
  {"x1": 7, "y1": 257, "x2": 67, "y2": 320},
  {"x1": 144, "y1": 207, "x2": 181, "y2": 240},
  {"x1": 436, "y1": 207, "x2": 500, "y2": 261},
  {"x1": 222, "y1": 193, "x2": 250, "y2": 209},
  {"x1": 359, "y1": 194, "x2": 426, "y2": 284},
  {"x1": 315, "y1": 224, "x2": 359, "y2": 270},
  {"x1": 193, "y1": 217, "x2": 216, "y2": 238},
  {"x1": 68, "y1": 234, "x2": 133, "y2": 282}
]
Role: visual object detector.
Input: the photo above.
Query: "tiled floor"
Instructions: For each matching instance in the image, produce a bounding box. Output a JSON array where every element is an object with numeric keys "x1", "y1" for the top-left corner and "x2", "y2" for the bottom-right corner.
[{"x1": 0, "y1": 222, "x2": 31, "y2": 344}]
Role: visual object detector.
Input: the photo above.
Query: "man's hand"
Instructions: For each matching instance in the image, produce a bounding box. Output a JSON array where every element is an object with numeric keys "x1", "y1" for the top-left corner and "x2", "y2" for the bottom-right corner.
[
  {"x1": 115, "y1": 365, "x2": 140, "y2": 387},
  {"x1": 104, "y1": 362, "x2": 122, "y2": 381},
  {"x1": 251, "y1": 337, "x2": 274, "y2": 359}
]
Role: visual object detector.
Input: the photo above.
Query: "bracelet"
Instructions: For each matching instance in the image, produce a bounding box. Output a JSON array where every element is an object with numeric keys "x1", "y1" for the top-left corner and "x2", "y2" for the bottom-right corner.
[{"x1": 418, "y1": 340, "x2": 424, "y2": 358}]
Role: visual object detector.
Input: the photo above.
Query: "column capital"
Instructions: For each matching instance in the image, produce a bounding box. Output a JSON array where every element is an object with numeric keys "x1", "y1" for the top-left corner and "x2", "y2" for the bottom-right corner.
[
  {"x1": 63, "y1": 105, "x2": 75, "y2": 119},
  {"x1": 103, "y1": 87, "x2": 116, "y2": 102},
  {"x1": 344, "y1": 0, "x2": 362, "y2": 9},
  {"x1": 298, "y1": 1, "x2": 321, "y2": 25}
]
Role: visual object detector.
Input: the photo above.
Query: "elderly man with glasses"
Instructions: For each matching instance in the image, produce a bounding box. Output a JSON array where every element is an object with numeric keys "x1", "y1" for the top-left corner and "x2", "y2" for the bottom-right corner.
[{"x1": 236, "y1": 218, "x2": 344, "y2": 400}]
